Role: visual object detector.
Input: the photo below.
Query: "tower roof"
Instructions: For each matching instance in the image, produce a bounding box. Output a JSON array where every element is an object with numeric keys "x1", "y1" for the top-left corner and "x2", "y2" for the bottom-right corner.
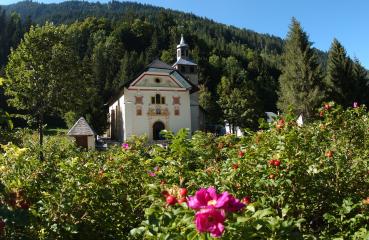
[
  {"x1": 173, "y1": 58, "x2": 197, "y2": 66},
  {"x1": 177, "y1": 34, "x2": 188, "y2": 48},
  {"x1": 67, "y1": 117, "x2": 95, "y2": 136}
]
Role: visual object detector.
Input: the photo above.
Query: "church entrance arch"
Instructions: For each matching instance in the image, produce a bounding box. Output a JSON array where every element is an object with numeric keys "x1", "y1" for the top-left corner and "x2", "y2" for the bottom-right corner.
[{"x1": 153, "y1": 121, "x2": 165, "y2": 140}]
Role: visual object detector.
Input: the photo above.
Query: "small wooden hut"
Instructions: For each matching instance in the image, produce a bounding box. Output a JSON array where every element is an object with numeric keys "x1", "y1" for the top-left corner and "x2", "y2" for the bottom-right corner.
[{"x1": 67, "y1": 117, "x2": 95, "y2": 150}]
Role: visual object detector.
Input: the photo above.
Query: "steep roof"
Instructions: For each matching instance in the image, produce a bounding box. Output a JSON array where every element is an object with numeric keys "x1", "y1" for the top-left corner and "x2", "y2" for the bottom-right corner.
[
  {"x1": 123, "y1": 59, "x2": 195, "y2": 89},
  {"x1": 107, "y1": 59, "x2": 198, "y2": 105},
  {"x1": 147, "y1": 59, "x2": 176, "y2": 70},
  {"x1": 67, "y1": 117, "x2": 95, "y2": 136}
]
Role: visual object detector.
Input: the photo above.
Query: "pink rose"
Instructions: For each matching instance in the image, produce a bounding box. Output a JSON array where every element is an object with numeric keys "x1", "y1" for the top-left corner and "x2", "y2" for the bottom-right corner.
[
  {"x1": 195, "y1": 208, "x2": 225, "y2": 238},
  {"x1": 121, "y1": 143, "x2": 129, "y2": 149}
]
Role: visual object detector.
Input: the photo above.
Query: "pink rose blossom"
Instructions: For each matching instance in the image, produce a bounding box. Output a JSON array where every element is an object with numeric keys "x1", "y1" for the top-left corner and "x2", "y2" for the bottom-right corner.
[
  {"x1": 121, "y1": 143, "x2": 129, "y2": 149},
  {"x1": 353, "y1": 102, "x2": 359, "y2": 108},
  {"x1": 188, "y1": 187, "x2": 246, "y2": 238},
  {"x1": 225, "y1": 196, "x2": 245, "y2": 212},
  {"x1": 187, "y1": 187, "x2": 231, "y2": 210},
  {"x1": 195, "y1": 208, "x2": 225, "y2": 238},
  {"x1": 188, "y1": 187, "x2": 245, "y2": 212}
]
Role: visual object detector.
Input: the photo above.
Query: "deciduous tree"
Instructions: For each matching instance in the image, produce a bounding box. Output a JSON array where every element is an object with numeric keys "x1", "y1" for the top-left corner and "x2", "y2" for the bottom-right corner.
[{"x1": 5, "y1": 23, "x2": 83, "y2": 156}]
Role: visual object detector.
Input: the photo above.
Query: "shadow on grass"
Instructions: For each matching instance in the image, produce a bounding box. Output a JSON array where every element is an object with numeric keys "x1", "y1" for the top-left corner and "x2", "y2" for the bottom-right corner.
[{"x1": 44, "y1": 128, "x2": 68, "y2": 136}]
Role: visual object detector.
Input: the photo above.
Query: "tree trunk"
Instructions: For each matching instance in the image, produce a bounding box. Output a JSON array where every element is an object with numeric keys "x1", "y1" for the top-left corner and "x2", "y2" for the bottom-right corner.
[{"x1": 38, "y1": 114, "x2": 44, "y2": 161}]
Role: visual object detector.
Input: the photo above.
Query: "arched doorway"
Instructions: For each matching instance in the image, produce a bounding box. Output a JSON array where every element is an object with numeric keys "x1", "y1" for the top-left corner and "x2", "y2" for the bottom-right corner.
[{"x1": 153, "y1": 121, "x2": 165, "y2": 140}]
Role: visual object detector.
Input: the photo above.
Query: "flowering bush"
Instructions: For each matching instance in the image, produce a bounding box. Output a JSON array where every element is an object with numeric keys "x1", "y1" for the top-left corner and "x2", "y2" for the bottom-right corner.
[{"x1": 1, "y1": 103, "x2": 369, "y2": 238}]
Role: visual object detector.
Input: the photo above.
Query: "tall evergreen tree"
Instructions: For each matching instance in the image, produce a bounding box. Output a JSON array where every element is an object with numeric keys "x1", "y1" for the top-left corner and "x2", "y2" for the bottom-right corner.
[
  {"x1": 277, "y1": 18, "x2": 324, "y2": 118},
  {"x1": 352, "y1": 58, "x2": 369, "y2": 105},
  {"x1": 325, "y1": 38, "x2": 354, "y2": 106}
]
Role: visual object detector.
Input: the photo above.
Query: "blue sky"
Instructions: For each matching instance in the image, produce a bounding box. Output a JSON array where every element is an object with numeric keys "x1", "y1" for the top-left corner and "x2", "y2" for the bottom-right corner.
[{"x1": 2, "y1": 0, "x2": 369, "y2": 68}]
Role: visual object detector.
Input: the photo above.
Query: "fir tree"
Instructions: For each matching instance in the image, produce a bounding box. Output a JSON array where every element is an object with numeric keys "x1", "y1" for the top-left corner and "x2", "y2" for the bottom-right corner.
[
  {"x1": 277, "y1": 18, "x2": 324, "y2": 118},
  {"x1": 325, "y1": 38, "x2": 354, "y2": 106},
  {"x1": 352, "y1": 58, "x2": 369, "y2": 105}
]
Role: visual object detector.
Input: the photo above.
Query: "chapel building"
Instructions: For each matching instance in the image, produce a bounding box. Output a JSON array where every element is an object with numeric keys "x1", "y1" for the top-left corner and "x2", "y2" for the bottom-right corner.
[{"x1": 108, "y1": 35, "x2": 204, "y2": 141}]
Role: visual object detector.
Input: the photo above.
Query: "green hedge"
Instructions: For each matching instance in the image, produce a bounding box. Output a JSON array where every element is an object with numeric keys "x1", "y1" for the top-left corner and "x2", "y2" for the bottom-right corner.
[{"x1": 1, "y1": 103, "x2": 369, "y2": 239}]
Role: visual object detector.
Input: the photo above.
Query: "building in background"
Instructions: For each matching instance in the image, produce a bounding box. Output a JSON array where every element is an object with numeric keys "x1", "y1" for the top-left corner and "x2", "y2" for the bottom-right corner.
[{"x1": 108, "y1": 36, "x2": 204, "y2": 141}]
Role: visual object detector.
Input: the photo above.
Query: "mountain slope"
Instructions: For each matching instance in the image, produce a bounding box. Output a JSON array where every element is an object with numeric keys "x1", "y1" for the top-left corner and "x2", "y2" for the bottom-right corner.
[{"x1": 2, "y1": 1, "x2": 284, "y2": 55}]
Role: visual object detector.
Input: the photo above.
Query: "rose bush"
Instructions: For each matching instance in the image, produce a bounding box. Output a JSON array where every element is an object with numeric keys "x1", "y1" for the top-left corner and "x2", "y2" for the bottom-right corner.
[{"x1": 1, "y1": 103, "x2": 369, "y2": 239}]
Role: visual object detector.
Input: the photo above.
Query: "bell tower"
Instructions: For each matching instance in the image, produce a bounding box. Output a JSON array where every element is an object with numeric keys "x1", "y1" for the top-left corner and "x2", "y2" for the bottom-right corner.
[
  {"x1": 177, "y1": 34, "x2": 189, "y2": 61},
  {"x1": 173, "y1": 34, "x2": 203, "y2": 132},
  {"x1": 173, "y1": 35, "x2": 198, "y2": 86}
]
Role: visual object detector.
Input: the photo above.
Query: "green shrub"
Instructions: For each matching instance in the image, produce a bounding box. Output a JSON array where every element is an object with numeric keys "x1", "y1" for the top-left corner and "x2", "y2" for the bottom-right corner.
[{"x1": 1, "y1": 103, "x2": 369, "y2": 239}]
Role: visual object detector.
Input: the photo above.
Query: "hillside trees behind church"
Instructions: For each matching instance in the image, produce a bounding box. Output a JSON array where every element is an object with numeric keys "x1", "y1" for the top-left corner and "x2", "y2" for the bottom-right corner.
[
  {"x1": 6, "y1": 2, "x2": 367, "y2": 132},
  {"x1": 0, "y1": 7, "x2": 32, "y2": 118},
  {"x1": 0, "y1": 3, "x2": 290, "y2": 133},
  {"x1": 0, "y1": 9, "x2": 29, "y2": 69},
  {"x1": 217, "y1": 57, "x2": 262, "y2": 130},
  {"x1": 60, "y1": 16, "x2": 279, "y2": 130}
]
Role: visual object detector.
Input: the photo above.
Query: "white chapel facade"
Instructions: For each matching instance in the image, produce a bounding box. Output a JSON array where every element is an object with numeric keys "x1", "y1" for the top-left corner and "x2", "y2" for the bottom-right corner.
[{"x1": 108, "y1": 35, "x2": 204, "y2": 141}]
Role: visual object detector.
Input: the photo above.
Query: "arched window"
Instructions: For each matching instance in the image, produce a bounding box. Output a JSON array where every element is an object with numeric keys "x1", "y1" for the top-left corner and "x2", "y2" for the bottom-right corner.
[
  {"x1": 153, "y1": 94, "x2": 166, "y2": 104},
  {"x1": 156, "y1": 94, "x2": 161, "y2": 104},
  {"x1": 153, "y1": 121, "x2": 165, "y2": 140}
]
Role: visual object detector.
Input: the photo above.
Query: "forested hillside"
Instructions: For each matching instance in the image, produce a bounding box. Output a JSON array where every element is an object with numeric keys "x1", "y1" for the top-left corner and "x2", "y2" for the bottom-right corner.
[
  {"x1": 0, "y1": 1, "x2": 286, "y2": 131},
  {"x1": 0, "y1": 1, "x2": 367, "y2": 134}
]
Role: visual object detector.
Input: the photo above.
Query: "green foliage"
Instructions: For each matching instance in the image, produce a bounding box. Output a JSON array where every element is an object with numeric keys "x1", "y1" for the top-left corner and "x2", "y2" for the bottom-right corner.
[
  {"x1": 62, "y1": 111, "x2": 77, "y2": 129},
  {"x1": 216, "y1": 56, "x2": 262, "y2": 130},
  {"x1": 133, "y1": 104, "x2": 369, "y2": 239},
  {"x1": 5, "y1": 22, "x2": 85, "y2": 148},
  {"x1": 325, "y1": 39, "x2": 369, "y2": 107},
  {"x1": 2, "y1": 104, "x2": 369, "y2": 238},
  {"x1": 325, "y1": 39, "x2": 354, "y2": 106},
  {"x1": 0, "y1": 1, "x2": 288, "y2": 127},
  {"x1": 0, "y1": 135, "x2": 152, "y2": 239},
  {"x1": 277, "y1": 18, "x2": 324, "y2": 118}
]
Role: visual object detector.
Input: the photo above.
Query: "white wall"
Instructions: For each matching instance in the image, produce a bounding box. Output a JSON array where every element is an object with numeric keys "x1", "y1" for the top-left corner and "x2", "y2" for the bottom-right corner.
[
  {"x1": 108, "y1": 95, "x2": 125, "y2": 142},
  {"x1": 123, "y1": 88, "x2": 192, "y2": 141}
]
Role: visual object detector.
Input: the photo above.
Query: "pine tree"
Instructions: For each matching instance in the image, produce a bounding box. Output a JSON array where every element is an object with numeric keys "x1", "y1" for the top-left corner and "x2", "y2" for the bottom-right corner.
[
  {"x1": 277, "y1": 18, "x2": 323, "y2": 118},
  {"x1": 325, "y1": 38, "x2": 354, "y2": 106},
  {"x1": 352, "y1": 58, "x2": 369, "y2": 105},
  {"x1": 146, "y1": 30, "x2": 159, "y2": 62}
]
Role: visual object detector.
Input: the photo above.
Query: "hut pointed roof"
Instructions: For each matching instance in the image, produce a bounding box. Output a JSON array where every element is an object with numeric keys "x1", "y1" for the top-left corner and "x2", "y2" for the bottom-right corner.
[{"x1": 67, "y1": 117, "x2": 95, "y2": 136}]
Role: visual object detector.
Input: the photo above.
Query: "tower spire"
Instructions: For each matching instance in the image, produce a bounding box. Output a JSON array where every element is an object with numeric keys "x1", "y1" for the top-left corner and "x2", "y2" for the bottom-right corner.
[
  {"x1": 176, "y1": 34, "x2": 189, "y2": 60},
  {"x1": 180, "y1": 34, "x2": 185, "y2": 45}
]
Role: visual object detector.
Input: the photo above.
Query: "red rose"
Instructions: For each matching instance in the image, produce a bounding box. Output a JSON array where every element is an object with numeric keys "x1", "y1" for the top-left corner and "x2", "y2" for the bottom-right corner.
[
  {"x1": 324, "y1": 104, "x2": 331, "y2": 110},
  {"x1": 166, "y1": 195, "x2": 177, "y2": 205},
  {"x1": 273, "y1": 160, "x2": 281, "y2": 167},
  {"x1": 325, "y1": 151, "x2": 333, "y2": 158},
  {"x1": 232, "y1": 163, "x2": 239, "y2": 170},
  {"x1": 179, "y1": 188, "x2": 188, "y2": 197},
  {"x1": 276, "y1": 119, "x2": 285, "y2": 129},
  {"x1": 241, "y1": 196, "x2": 251, "y2": 205}
]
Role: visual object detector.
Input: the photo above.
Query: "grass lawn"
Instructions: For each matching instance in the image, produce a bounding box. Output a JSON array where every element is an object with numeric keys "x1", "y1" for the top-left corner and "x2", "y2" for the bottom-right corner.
[{"x1": 44, "y1": 128, "x2": 68, "y2": 136}]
